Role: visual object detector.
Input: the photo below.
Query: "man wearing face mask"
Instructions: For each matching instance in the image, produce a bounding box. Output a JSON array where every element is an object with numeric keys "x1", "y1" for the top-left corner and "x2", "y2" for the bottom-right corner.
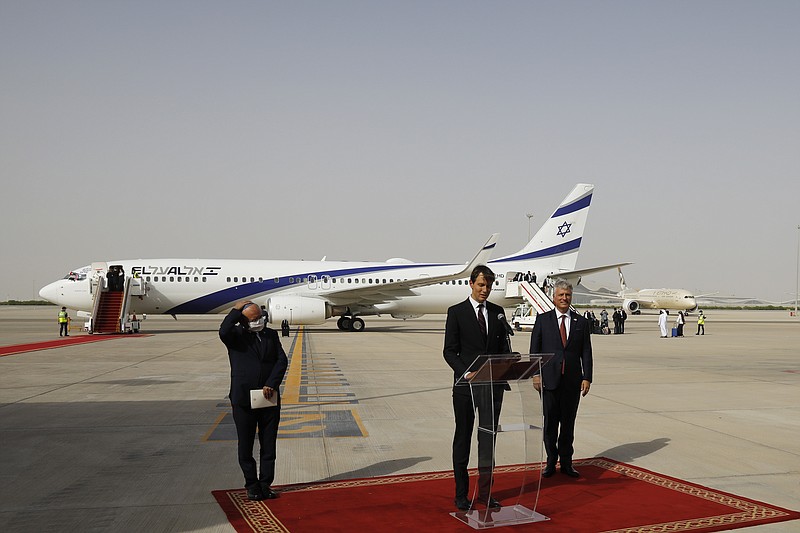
[{"x1": 220, "y1": 300, "x2": 288, "y2": 501}]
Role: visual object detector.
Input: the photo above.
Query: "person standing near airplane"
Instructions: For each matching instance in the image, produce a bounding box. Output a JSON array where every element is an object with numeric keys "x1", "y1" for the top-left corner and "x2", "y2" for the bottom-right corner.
[
  {"x1": 530, "y1": 279, "x2": 592, "y2": 478},
  {"x1": 696, "y1": 310, "x2": 706, "y2": 335},
  {"x1": 443, "y1": 265, "x2": 511, "y2": 511},
  {"x1": 58, "y1": 306, "x2": 69, "y2": 337},
  {"x1": 658, "y1": 309, "x2": 668, "y2": 337},
  {"x1": 676, "y1": 311, "x2": 685, "y2": 337},
  {"x1": 219, "y1": 300, "x2": 288, "y2": 501}
]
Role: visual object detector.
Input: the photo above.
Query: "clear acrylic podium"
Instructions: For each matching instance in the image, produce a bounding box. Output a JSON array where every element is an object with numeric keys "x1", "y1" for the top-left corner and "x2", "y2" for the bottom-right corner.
[{"x1": 451, "y1": 353, "x2": 553, "y2": 529}]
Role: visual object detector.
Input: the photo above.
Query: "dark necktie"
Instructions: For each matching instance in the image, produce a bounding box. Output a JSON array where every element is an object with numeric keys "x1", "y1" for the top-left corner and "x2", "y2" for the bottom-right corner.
[
  {"x1": 560, "y1": 314, "x2": 567, "y2": 375},
  {"x1": 477, "y1": 304, "x2": 487, "y2": 336}
]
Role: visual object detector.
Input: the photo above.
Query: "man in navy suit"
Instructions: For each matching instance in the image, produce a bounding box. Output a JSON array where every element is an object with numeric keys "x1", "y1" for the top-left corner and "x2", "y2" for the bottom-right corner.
[
  {"x1": 530, "y1": 279, "x2": 592, "y2": 478},
  {"x1": 444, "y1": 265, "x2": 512, "y2": 511},
  {"x1": 220, "y1": 300, "x2": 288, "y2": 501}
]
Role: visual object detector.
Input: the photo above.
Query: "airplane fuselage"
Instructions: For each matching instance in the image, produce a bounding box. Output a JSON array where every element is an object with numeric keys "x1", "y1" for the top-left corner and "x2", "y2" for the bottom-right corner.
[
  {"x1": 39, "y1": 183, "x2": 616, "y2": 329},
  {"x1": 40, "y1": 256, "x2": 577, "y2": 319},
  {"x1": 620, "y1": 288, "x2": 698, "y2": 312}
]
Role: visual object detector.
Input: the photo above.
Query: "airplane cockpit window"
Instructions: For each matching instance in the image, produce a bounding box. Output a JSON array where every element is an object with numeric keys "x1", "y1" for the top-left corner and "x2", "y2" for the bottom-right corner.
[{"x1": 64, "y1": 271, "x2": 87, "y2": 281}]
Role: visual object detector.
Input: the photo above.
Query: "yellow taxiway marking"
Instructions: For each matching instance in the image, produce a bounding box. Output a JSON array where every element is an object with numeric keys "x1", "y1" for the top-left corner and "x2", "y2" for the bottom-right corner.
[{"x1": 282, "y1": 326, "x2": 304, "y2": 405}]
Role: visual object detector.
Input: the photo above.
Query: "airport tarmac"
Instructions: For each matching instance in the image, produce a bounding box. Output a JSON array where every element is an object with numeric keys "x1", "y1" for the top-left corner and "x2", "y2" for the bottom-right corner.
[{"x1": 0, "y1": 306, "x2": 798, "y2": 532}]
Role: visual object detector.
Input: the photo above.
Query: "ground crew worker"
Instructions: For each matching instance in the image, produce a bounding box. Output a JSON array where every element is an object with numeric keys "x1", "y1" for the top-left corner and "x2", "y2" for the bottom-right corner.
[
  {"x1": 696, "y1": 310, "x2": 706, "y2": 335},
  {"x1": 58, "y1": 307, "x2": 70, "y2": 337}
]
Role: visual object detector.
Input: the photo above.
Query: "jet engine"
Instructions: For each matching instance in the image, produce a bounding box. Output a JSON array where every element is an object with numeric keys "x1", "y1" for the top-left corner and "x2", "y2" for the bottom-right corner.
[
  {"x1": 267, "y1": 296, "x2": 331, "y2": 325},
  {"x1": 622, "y1": 299, "x2": 640, "y2": 314}
]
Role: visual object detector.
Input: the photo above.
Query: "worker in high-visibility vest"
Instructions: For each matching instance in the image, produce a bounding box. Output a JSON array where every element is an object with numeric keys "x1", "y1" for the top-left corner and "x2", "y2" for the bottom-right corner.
[
  {"x1": 695, "y1": 310, "x2": 706, "y2": 335},
  {"x1": 58, "y1": 306, "x2": 70, "y2": 337}
]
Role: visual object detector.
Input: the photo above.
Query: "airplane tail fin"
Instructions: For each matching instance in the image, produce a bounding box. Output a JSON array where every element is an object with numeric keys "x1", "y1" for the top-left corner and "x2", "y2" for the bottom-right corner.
[
  {"x1": 493, "y1": 183, "x2": 594, "y2": 273},
  {"x1": 618, "y1": 267, "x2": 628, "y2": 291}
]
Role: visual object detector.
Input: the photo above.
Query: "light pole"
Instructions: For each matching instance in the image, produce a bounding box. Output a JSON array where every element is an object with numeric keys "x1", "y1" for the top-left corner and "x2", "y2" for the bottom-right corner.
[{"x1": 526, "y1": 213, "x2": 535, "y2": 241}]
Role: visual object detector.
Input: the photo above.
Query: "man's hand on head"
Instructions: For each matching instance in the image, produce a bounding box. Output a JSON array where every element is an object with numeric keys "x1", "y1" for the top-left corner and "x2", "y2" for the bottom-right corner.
[{"x1": 240, "y1": 302, "x2": 262, "y2": 322}]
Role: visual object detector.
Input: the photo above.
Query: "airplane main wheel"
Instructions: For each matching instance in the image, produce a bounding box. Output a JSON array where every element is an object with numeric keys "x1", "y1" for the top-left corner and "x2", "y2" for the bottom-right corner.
[
  {"x1": 350, "y1": 317, "x2": 365, "y2": 332},
  {"x1": 338, "y1": 317, "x2": 352, "y2": 331}
]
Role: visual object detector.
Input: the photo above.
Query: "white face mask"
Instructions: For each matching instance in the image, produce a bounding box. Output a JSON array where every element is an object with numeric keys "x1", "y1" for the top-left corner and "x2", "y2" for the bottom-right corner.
[{"x1": 248, "y1": 316, "x2": 266, "y2": 332}]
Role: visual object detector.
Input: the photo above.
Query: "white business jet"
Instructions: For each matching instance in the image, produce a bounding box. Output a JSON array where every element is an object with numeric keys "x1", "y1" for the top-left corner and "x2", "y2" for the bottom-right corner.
[{"x1": 39, "y1": 183, "x2": 627, "y2": 331}]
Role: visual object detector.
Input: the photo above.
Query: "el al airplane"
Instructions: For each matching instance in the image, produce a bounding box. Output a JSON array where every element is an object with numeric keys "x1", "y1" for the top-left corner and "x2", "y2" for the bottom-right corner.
[
  {"x1": 39, "y1": 183, "x2": 628, "y2": 331},
  {"x1": 584, "y1": 267, "x2": 699, "y2": 314}
]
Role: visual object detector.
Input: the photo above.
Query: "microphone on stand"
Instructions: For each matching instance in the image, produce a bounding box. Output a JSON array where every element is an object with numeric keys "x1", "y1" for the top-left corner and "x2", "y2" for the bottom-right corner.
[
  {"x1": 498, "y1": 313, "x2": 514, "y2": 336},
  {"x1": 497, "y1": 312, "x2": 515, "y2": 355}
]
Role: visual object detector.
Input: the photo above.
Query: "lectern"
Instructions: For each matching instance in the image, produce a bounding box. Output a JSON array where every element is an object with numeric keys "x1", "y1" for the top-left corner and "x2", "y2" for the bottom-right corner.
[{"x1": 451, "y1": 353, "x2": 553, "y2": 529}]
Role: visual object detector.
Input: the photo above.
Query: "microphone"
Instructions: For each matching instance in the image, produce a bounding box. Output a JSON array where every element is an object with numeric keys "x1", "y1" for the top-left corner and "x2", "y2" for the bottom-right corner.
[{"x1": 498, "y1": 313, "x2": 514, "y2": 336}]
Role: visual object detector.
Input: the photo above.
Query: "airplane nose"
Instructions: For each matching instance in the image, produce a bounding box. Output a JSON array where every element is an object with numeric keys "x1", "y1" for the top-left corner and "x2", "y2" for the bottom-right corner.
[{"x1": 39, "y1": 281, "x2": 60, "y2": 304}]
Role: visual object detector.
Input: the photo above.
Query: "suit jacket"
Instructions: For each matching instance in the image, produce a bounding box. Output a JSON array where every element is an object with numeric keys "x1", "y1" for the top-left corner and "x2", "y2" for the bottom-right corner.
[
  {"x1": 219, "y1": 309, "x2": 289, "y2": 408},
  {"x1": 529, "y1": 309, "x2": 593, "y2": 390},
  {"x1": 444, "y1": 298, "x2": 511, "y2": 395}
]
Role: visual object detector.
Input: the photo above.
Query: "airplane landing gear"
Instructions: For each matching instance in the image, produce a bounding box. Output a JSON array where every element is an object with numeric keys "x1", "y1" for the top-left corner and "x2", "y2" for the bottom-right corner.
[{"x1": 337, "y1": 316, "x2": 365, "y2": 332}]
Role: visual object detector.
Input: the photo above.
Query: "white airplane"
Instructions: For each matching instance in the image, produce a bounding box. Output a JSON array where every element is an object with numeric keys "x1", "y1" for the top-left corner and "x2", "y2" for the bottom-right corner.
[
  {"x1": 585, "y1": 268, "x2": 699, "y2": 314},
  {"x1": 39, "y1": 183, "x2": 628, "y2": 331}
]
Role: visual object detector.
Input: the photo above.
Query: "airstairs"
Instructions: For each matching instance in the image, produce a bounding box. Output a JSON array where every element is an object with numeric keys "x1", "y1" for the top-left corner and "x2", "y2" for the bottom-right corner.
[
  {"x1": 505, "y1": 278, "x2": 555, "y2": 330},
  {"x1": 88, "y1": 272, "x2": 146, "y2": 334},
  {"x1": 505, "y1": 280, "x2": 555, "y2": 315},
  {"x1": 92, "y1": 290, "x2": 124, "y2": 333}
]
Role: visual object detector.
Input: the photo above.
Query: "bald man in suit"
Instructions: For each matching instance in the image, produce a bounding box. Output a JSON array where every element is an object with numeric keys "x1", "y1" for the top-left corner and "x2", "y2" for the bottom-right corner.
[
  {"x1": 530, "y1": 279, "x2": 593, "y2": 478},
  {"x1": 444, "y1": 265, "x2": 512, "y2": 511}
]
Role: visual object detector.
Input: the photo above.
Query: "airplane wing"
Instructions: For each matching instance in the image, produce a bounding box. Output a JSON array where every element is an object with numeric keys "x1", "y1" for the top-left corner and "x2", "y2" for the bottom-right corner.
[
  {"x1": 552, "y1": 262, "x2": 633, "y2": 284},
  {"x1": 321, "y1": 234, "x2": 499, "y2": 309}
]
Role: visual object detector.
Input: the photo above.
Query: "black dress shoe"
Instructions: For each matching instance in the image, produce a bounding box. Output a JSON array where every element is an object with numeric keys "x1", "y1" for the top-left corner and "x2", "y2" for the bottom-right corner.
[
  {"x1": 561, "y1": 465, "x2": 580, "y2": 478},
  {"x1": 475, "y1": 495, "x2": 502, "y2": 508},
  {"x1": 454, "y1": 496, "x2": 470, "y2": 511},
  {"x1": 247, "y1": 486, "x2": 265, "y2": 501},
  {"x1": 485, "y1": 497, "x2": 501, "y2": 508},
  {"x1": 262, "y1": 487, "x2": 279, "y2": 499},
  {"x1": 541, "y1": 464, "x2": 556, "y2": 478}
]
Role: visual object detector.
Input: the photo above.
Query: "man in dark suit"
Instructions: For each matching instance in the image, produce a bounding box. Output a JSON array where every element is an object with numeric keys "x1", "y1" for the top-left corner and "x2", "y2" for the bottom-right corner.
[
  {"x1": 444, "y1": 265, "x2": 512, "y2": 511},
  {"x1": 530, "y1": 279, "x2": 592, "y2": 478},
  {"x1": 220, "y1": 300, "x2": 288, "y2": 501}
]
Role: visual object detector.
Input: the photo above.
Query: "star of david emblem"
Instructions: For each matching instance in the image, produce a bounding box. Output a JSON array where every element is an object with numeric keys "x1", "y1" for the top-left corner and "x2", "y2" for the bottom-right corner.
[{"x1": 556, "y1": 221, "x2": 571, "y2": 238}]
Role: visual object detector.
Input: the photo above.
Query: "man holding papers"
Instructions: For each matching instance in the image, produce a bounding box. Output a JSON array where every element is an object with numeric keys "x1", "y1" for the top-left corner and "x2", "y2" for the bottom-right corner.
[{"x1": 220, "y1": 300, "x2": 288, "y2": 501}]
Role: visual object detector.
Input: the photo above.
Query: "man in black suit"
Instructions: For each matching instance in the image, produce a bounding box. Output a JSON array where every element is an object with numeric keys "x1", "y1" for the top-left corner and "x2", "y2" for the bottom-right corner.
[
  {"x1": 220, "y1": 300, "x2": 288, "y2": 501},
  {"x1": 530, "y1": 279, "x2": 592, "y2": 478},
  {"x1": 444, "y1": 265, "x2": 512, "y2": 511}
]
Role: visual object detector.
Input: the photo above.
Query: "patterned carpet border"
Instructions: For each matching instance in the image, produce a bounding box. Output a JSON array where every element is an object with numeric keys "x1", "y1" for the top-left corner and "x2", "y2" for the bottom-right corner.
[{"x1": 212, "y1": 457, "x2": 799, "y2": 533}]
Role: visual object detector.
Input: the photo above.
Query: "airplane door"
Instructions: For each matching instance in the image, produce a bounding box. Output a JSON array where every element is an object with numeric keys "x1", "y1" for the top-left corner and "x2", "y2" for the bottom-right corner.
[
  {"x1": 307, "y1": 275, "x2": 317, "y2": 290},
  {"x1": 91, "y1": 262, "x2": 107, "y2": 293},
  {"x1": 320, "y1": 275, "x2": 331, "y2": 290}
]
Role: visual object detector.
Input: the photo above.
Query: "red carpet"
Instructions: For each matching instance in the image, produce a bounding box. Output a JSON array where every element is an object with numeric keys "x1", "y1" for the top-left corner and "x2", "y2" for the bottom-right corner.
[
  {"x1": 0, "y1": 334, "x2": 150, "y2": 357},
  {"x1": 212, "y1": 458, "x2": 799, "y2": 532}
]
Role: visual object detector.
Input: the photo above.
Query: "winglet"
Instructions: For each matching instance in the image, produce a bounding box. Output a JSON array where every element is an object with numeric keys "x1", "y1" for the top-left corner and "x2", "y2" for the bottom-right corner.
[
  {"x1": 463, "y1": 233, "x2": 499, "y2": 274},
  {"x1": 396, "y1": 233, "x2": 499, "y2": 290}
]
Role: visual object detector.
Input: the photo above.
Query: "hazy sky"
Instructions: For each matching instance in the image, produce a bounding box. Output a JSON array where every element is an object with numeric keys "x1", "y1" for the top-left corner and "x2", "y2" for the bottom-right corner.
[{"x1": 1, "y1": 1, "x2": 798, "y2": 303}]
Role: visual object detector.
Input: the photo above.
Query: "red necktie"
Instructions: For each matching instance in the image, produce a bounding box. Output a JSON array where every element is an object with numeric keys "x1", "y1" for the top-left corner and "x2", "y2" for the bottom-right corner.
[
  {"x1": 560, "y1": 314, "x2": 567, "y2": 375},
  {"x1": 477, "y1": 304, "x2": 487, "y2": 336}
]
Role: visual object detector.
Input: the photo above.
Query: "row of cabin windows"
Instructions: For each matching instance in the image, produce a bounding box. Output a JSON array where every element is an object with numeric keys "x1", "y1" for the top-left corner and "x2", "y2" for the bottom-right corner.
[
  {"x1": 144, "y1": 276, "x2": 209, "y2": 283},
  {"x1": 141, "y1": 276, "x2": 500, "y2": 286}
]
